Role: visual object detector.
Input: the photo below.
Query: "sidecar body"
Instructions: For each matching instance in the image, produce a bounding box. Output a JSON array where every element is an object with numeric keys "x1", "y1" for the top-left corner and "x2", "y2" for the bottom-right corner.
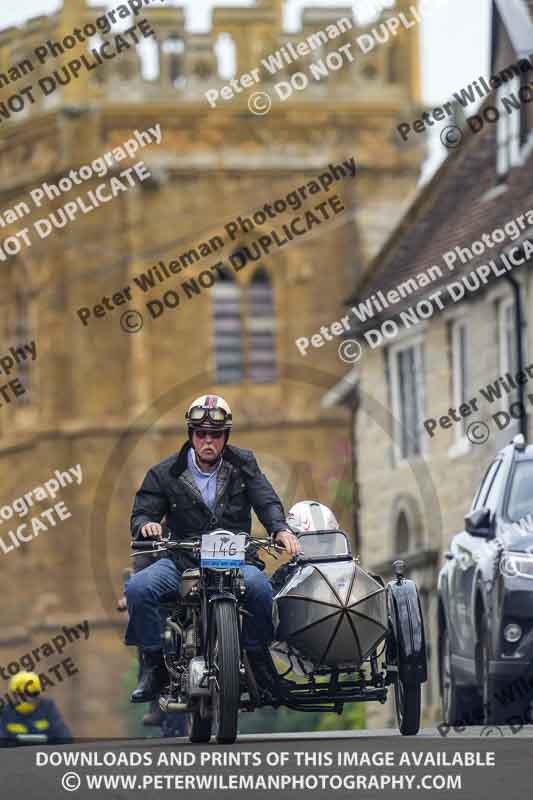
[
  {"x1": 272, "y1": 531, "x2": 388, "y2": 672},
  {"x1": 269, "y1": 529, "x2": 427, "y2": 735}
]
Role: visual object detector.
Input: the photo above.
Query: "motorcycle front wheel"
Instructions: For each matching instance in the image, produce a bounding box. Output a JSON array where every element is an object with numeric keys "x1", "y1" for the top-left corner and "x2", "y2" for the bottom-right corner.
[
  {"x1": 189, "y1": 700, "x2": 212, "y2": 743},
  {"x1": 211, "y1": 599, "x2": 240, "y2": 744}
]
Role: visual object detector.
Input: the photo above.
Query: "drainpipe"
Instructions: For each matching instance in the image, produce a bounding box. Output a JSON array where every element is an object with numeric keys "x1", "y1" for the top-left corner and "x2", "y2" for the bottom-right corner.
[{"x1": 505, "y1": 271, "x2": 527, "y2": 440}]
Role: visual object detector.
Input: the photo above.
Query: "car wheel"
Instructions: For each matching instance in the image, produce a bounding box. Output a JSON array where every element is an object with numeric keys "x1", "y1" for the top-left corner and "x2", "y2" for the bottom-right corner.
[{"x1": 439, "y1": 626, "x2": 480, "y2": 726}]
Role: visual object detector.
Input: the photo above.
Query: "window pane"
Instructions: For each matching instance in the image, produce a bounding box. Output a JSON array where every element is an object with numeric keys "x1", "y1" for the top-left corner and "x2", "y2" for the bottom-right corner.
[
  {"x1": 497, "y1": 86, "x2": 510, "y2": 175},
  {"x1": 395, "y1": 511, "x2": 410, "y2": 553},
  {"x1": 247, "y1": 269, "x2": 277, "y2": 383},
  {"x1": 506, "y1": 461, "x2": 533, "y2": 521},
  {"x1": 396, "y1": 345, "x2": 422, "y2": 459},
  {"x1": 477, "y1": 460, "x2": 499, "y2": 509},
  {"x1": 212, "y1": 276, "x2": 242, "y2": 384},
  {"x1": 484, "y1": 461, "x2": 505, "y2": 515},
  {"x1": 500, "y1": 302, "x2": 519, "y2": 408},
  {"x1": 505, "y1": 304, "x2": 517, "y2": 373},
  {"x1": 452, "y1": 322, "x2": 468, "y2": 437}
]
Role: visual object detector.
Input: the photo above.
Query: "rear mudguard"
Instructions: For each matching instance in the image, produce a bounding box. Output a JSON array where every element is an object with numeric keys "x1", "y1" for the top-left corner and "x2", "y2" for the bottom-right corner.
[{"x1": 387, "y1": 578, "x2": 427, "y2": 685}]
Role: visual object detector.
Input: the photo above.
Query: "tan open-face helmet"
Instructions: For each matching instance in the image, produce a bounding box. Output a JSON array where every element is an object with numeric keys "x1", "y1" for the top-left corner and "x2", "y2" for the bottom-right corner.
[
  {"x1": 286, "y1": 500, "x2": 339, "y2": 533},
  {"x1": 185, "y1": 395, "x2": 233, "y2": 433}
]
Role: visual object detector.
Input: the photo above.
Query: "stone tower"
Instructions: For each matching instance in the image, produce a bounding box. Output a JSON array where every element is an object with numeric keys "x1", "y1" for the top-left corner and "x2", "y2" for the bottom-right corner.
[{"x1": 0, "y1": 0, "x2": 423, "y2": 736}]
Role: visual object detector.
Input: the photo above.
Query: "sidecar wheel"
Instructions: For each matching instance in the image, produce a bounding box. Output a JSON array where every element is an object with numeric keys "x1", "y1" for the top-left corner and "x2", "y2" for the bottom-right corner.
[
  {"x1": 394, "y1": 676, "x2": 421, "y2": 735},
  {"x1": 211, "y1": 600, "x2": 240, "y2": 744}
]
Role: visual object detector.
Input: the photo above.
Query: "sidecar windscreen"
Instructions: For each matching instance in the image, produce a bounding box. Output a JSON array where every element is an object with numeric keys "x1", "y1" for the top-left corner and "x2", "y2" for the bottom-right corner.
[{"x1": 297, "y1": 530, "x2": 351, "y2": 560}]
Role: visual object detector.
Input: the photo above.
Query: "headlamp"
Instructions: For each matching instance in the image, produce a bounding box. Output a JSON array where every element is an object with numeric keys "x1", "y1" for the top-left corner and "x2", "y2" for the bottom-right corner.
[{"x1": 500, "y1": 552, "x2": 533, "y2": 579}]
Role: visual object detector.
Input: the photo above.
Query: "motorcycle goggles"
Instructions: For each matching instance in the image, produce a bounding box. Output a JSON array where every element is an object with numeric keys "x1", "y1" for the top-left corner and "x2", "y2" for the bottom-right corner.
[{"x1": 187, "y1": 406, "x2": 232, "y2": 427}]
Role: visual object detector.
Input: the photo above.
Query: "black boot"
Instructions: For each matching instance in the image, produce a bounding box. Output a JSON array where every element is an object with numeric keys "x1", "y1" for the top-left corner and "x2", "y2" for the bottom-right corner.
[
  {"x1": 131, "y1": 651, "x2": 167, "y2": 704},
  {"x1": 246, "y1": 647, "x2": 280, "y2": 705}
]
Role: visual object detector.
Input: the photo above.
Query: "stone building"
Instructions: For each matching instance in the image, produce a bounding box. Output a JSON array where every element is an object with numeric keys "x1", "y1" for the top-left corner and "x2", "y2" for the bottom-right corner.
[
  {"x1": 326, "y1": 0, "x2": 533, "y2": 728},
  {"x1": 0, "y1": 0, "x2": 422, "y2": 735}
]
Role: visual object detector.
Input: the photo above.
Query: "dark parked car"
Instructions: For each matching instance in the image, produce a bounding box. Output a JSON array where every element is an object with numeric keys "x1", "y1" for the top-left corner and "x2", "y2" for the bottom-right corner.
[{"x1": 438, "y1": 434, "x2": 533, "y2": 726}]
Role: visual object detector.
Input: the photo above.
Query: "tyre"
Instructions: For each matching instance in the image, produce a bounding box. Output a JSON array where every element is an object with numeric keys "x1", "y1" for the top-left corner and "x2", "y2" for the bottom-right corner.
[
  {"x1": 211, "y1": 600, "x2": 240, "y2": 744},
  {"x1": 394, "y1": 675, "x2": 421, "y2": 735},
  {"x1": 189, "y1": 702, "x2": 211, "y2": 743},
  {"x1": 439, "y1": 626, "x2": 481, "y2": 727}
]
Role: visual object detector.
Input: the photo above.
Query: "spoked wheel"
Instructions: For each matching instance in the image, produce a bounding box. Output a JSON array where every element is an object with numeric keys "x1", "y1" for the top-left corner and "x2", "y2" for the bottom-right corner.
[
  {"x1": 394, "y1": 674, "x2": 421, "y2": 735},
  {"x1": 210, "y1": 600, "x2": 240, "y2": 744}
]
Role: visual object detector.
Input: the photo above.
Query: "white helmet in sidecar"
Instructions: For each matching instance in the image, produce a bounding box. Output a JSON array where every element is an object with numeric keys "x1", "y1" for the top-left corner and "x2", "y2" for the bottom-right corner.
[{"x1": 286, "y1": 500, "x2": 339, "y2": 534}]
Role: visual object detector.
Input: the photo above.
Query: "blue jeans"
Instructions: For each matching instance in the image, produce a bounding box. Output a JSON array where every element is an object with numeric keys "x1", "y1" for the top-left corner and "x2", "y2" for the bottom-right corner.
[{"x1": 125, "y1": 558, "x2": 273, "y2": 652}]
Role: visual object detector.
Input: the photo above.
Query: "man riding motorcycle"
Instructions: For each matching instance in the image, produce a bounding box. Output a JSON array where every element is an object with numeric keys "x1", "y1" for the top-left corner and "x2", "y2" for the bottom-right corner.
[
  {"x1": 125, "y1": 394, "x2": 299, "y2": 703},
  {"x1": 0, "y1": 672, "x2": 72, "y2": 746}
]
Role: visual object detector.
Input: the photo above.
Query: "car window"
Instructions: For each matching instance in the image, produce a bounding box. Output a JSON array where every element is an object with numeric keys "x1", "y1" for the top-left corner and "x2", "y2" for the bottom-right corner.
[
  {"x1": 506, "y1": 460, "x2": 533, "y2": 521},
  {"x1": 484, "y1": 461, "x2": 505, "y2": 514},
  {"x1": 472, "y1": 461, "x2": 499, "y2": 510}
]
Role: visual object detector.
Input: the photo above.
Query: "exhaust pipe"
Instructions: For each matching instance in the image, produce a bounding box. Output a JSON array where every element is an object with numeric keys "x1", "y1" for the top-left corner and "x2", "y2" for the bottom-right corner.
[{"x1": 159, "y1": 697, "x2": 188, "y2": 713}]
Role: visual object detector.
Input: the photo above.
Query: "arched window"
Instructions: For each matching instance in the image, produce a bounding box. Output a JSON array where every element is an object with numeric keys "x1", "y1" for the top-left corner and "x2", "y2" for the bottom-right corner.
[
  {"x1": 395, "y1": 510, "x2": 410, "y2": 555},
  {"x1": 212, "y1": 270, "x2": 243, "y2": 384},
  {"x1": 246, "y1": 268, "x2": 277, "y2": 383}
]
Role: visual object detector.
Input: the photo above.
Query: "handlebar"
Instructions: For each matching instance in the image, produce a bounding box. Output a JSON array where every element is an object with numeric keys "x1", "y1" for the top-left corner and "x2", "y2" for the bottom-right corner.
[
  {"x1": 130, "y1": 533, "x2": 284, "y2": 557},
  {"x1": 131, "y1": 539, "x2": 193, "y2": 552}
]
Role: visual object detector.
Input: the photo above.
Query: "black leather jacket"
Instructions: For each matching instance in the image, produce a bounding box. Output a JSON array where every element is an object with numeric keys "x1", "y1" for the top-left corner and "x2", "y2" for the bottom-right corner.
[{"x1": 131, "y1": 442, "x2": 287, "y2": 547}]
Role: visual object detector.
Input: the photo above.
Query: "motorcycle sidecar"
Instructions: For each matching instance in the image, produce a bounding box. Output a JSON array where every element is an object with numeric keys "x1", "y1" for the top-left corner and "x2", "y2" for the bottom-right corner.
[{"x1": 269, "y1": 531, "x2": 427, "y2": 735}]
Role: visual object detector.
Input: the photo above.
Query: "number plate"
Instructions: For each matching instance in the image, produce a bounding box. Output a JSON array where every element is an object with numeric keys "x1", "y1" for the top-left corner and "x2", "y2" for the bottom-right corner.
[{"x1": 200, "y1": 532, "x2": 246, "y2": 568}]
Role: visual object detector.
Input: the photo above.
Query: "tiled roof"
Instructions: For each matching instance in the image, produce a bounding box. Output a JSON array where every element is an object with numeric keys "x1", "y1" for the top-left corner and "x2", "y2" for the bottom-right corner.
[{"x1": 349, "y1": 107, "x2": 533, "y2": 332}]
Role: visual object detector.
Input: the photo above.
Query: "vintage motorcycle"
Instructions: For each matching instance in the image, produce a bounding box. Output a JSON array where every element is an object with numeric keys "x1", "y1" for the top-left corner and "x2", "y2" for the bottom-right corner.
[{"x1": 131, "y1": 527, "x2": 427, "y2": 743}]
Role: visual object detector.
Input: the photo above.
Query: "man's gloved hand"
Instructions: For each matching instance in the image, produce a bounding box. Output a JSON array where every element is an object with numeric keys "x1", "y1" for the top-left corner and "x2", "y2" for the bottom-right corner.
[
  {"x1": 273, "y1": 530, "x2": 302, "y2": 557},
  {"x1": 141, "y1": 522, "x2": 163, "y2": 539}
]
